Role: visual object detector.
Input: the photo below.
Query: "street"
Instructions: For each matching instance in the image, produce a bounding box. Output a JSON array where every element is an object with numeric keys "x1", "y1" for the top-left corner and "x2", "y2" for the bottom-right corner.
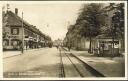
[
  {"x1": 3, "y1": 47, "x2": 100, "y2": 78},
  {"x1": 3, "y1": 47, "x2": 124, "y2": 78},
  {"x1": 4, "y1": 47, "x2": 60, "y2": 77},
  {"x1": 4, "y1": 47, "x2": 97, "y2": 78}
]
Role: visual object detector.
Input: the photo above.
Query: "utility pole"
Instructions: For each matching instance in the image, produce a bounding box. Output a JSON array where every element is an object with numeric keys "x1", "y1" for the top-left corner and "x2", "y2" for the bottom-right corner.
[{"x1": 21, "y1": 12, "x2": 24, "y2": 54}]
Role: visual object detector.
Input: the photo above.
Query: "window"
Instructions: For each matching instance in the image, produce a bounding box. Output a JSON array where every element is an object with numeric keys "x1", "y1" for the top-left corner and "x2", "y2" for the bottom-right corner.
[
  {"x1": 3, "y1": 39, "x2": 9, "y2": 46},
  {"x1": 11, "y1": 28, "x2": 19, "y2": 35},
  {"x1": 11, "y1": 40, "x2": 19, "y2": 46}
]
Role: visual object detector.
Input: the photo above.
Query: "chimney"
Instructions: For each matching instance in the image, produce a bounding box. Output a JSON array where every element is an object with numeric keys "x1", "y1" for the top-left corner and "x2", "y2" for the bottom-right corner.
[{"x1": 15, "y1": 8, "x2": 18, "y2": 15}]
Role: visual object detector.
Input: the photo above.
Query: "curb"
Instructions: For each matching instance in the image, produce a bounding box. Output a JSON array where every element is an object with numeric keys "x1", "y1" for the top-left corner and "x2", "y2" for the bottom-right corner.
[
  {"x1": 71, "y1": 53, "x2": 106, "y2": 77},
  {"x1": 3, "y1": 53, "x2": 22, "y2": 59}
]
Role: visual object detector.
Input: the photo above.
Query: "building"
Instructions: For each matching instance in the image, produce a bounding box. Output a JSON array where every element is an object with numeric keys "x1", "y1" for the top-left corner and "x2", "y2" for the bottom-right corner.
[
  {"x1": 53, "y1": 39, "x2": 63, "y2": 47},
  {"x1": 63, "y1": 25, "x2": 90, "y2": 51},
  {"x1": 64, "y1": 3, "x2": 124, "y2": 56},
  {"x1": 3, "y1": 8, "x2": 52, "y2": 50}
]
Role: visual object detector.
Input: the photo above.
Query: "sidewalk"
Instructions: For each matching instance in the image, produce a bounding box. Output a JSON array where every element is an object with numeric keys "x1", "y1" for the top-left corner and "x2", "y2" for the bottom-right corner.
[
  {"x1": 3, "y1": 51, "x2": 21, "y2": 58},
  {"x1": 3, "y1": 48, "x2": 47, "y2": 58},
  {"x1": 65, "y1": 48, "x2": 125, "y2": 77}
]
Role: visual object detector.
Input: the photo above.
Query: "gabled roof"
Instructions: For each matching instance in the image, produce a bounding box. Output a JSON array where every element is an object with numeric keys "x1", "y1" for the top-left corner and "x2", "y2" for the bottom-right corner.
[
  {"x1": 3, "y1": 11, "x2": 48, "y2": 38},
  {"x1": 4, "y1": 11, "x2": 29, "y2": 27}
]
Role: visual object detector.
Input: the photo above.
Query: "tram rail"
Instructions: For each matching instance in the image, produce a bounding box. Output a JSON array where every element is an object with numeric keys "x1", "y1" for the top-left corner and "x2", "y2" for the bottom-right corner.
[{"x1": 59, "y1": 47, "x2": 105, "y2": 77}]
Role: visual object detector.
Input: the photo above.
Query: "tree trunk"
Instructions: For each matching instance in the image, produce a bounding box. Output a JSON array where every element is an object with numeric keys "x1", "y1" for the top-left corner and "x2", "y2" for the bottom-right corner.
[
  {"x1": 77, "y1": 38, "x2": 78, "y2": 50},
  {"x1": 89, "y1": 36, "x2": 92, "y2": 53},
  {"x1": 112, "y1": 37, "x2": 114, "y2": 57},
  {"x1": 84, "y1": 38, "x2": 86, "y2": 50}
]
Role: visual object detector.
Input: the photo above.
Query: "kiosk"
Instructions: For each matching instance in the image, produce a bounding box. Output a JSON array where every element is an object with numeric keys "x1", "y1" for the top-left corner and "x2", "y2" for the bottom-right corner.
[{"x1": 93, "y1": 35, "x2": 120, "y2": 57}]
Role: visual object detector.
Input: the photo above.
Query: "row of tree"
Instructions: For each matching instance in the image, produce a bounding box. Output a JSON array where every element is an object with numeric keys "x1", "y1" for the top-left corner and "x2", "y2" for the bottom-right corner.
[{"x1": 65, "y1": 3, "x2": 124, "y2": 53}]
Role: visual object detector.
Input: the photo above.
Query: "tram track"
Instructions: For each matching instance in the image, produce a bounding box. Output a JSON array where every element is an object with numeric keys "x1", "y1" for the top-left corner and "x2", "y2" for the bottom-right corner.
[
  {"x1": 63, "y1": 50, "x2": 85, "y2": 77},
  {"x1": 59, "y1": 47, "x2": 105, "y2": 77},
  {"x1": 59, "y1": 48, "x2": 65, "y2": 77}
]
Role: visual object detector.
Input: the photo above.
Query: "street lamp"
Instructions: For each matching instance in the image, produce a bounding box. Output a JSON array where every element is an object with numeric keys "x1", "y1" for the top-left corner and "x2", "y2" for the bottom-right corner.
[{"x1": 21, "y1": 12, "x2": 24, "y2": 54}]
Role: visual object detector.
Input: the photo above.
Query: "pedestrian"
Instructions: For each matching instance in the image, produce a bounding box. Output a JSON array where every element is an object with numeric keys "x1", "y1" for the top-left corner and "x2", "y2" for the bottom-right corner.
[
  {"x1": 58, "y1": 45, "x2": 61, "y2": 51},
  {"x1": 68, "y1": 44, "x2": 71, "y2": 51}
]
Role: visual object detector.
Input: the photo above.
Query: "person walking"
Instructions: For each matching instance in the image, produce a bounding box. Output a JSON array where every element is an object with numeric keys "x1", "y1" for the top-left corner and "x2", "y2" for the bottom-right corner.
[{"x1": 67, "y1": 43, "x2": 71, "y2": 51}]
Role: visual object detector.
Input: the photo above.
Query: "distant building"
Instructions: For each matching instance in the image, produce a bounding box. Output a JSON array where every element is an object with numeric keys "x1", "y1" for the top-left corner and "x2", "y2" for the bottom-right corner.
[
  {"x1": 53, "y1": 39, "x2": 63, "y2": 46},
  {"x1": 3, "y1": 8, "x2": 52, "y2": 50}
]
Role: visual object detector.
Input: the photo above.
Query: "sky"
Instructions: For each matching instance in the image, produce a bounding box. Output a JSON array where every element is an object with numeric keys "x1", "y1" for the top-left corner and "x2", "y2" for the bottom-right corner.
[{"x1": 3, "y1": 2, "x2": 83, "y2": 41}]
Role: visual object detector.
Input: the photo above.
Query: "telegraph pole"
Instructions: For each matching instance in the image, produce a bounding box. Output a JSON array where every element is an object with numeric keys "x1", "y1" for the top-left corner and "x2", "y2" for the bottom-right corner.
[{"x1": 21, "y1": 12, "x2": 24, "y2": 54}]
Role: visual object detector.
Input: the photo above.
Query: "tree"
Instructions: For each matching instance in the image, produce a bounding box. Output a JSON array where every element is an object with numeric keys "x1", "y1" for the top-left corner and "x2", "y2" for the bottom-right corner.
[
  {"x1": 111, "y1": 3, "x2": 124, "y2": 52},
  {"x1": 77, "y1": 3, "x2": 106, "y2": 53}
]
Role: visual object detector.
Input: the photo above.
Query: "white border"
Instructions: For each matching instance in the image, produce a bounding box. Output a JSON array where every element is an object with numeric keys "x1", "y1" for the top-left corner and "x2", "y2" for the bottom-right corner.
[
  {"x1": 125, "y1": 0, "x2": 128, "y2": 80},
  {"x1": 0, "y1": 1, "x2": 127, "y2": 80},
  {"x1": 0, "y1": 1, "x2": 3, "y2": 80}
]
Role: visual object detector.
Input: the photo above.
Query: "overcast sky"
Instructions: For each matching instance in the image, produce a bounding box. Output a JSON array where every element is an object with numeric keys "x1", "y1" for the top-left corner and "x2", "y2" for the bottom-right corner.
[{"x1": 3, "y1": 3, "x2": 83, "y2": 41}]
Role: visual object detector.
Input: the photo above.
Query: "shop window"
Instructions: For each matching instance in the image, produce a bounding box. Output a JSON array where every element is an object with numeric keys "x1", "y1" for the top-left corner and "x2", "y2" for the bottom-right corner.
[
  {"x1": 11, "y1": 40, "x2": 19, "y2": 46},
  {"x1": 11, "y1": 28, "x2": 19, "y2": 35},
  {"x1": 3, "y1": 39, "x2": 9, "y2": 46}
]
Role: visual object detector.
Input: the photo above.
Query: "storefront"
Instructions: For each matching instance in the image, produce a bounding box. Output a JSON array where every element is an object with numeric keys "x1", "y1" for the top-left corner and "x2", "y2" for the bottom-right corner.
[{"x1": 11, "y1": 39, "x2": 21, "y2": 50}]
